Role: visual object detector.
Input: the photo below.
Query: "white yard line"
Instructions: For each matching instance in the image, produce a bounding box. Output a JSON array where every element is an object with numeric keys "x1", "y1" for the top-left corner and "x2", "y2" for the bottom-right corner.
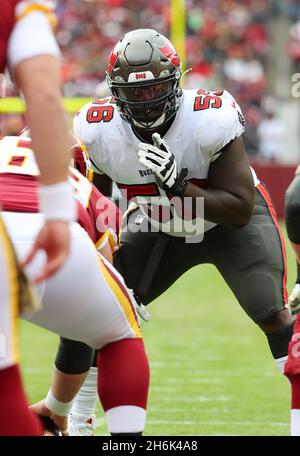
[
  {"x1": 153, "y1": 395, "x2": 232, "y2": 402},
  {"x1": 149, "y1": 407, "x2": 230, "y2": 414},
  {"x1": 94, "y1": 416, "x2": 288, "y2": 432},
  {"x1": 150, "y1": 363, "x2": 277, "y2": 378},
  {"x1": 140, "y1": 419, "x2": 289, "y2": 427}
]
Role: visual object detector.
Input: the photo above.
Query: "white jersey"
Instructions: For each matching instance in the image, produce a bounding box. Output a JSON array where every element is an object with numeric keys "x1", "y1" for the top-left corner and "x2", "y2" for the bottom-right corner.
[{"x1": 74, "y1": 89, "x2": 260, "y2": 237}]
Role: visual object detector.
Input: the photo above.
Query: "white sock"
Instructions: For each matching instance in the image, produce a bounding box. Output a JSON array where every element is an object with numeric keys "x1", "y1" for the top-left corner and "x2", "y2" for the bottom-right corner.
[
  {"x1": 291, "y1": 409, "x2": 300, "y2": 436},
  {"x1": 106, "y1": 405, "x2": 146, "y2": 434},
  {"x1": 275, "y1": 355, "x2": 288, "y2": 374},
  {"x1": 71, "y1": 367, "x2": 98, "y2": 417}
]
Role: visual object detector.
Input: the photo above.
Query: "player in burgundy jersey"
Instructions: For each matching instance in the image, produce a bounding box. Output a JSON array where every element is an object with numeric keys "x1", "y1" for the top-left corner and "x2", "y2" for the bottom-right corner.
[
  {"x1": 0, "y1": 0, "x2": 75, "y2": 436},
  {"x1": 0, "y1": 0, "x2": 74, "y2": 280},
  {"x1": 0, "y1": 134, "x2": 149, "y2": 436},
  {"x1": 284, "y1": 166, "x2": 300, "y2": 436}
]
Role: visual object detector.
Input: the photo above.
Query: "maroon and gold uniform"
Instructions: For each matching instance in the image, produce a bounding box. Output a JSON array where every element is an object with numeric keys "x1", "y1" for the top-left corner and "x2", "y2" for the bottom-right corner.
[
  {"x1": 0, "y1": 134, "x2": 141, "y2": 349},
  {"x1": 0, "y1": 134, "x2": 149, "y2": 435},
  {"x1": 0, "y1": 136, "x2": 120, "y2": 251},
  {"x1": 0, "y1": 0, "x2": 63, "y2": 436}
]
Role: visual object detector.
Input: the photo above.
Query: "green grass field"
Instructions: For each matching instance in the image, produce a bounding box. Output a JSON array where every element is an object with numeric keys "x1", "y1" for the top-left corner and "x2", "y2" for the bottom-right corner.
[{"x1": 20, "y1": 224, "x2": 295, "y2": 436}]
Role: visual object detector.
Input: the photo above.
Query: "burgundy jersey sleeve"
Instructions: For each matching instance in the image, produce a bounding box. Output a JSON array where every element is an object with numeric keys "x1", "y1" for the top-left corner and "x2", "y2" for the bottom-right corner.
[
  {"x1": 71, "y1": 144, "x2": 93, "y2": 181},
  {"x1": 0, "y1": 173, "x2": 39, "y2": 212},
  {"x1": 0, "y1": 0, "x2": 19, "y2": 72}
]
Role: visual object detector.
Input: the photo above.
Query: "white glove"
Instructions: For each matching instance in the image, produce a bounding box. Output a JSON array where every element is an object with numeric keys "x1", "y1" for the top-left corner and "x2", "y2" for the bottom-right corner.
[
  {"x1": 138, "y1": 133, "x2": 188, "y2": 195},
  {"x1": 289, "y1": 283, "x2": 300, "y2": 315}
]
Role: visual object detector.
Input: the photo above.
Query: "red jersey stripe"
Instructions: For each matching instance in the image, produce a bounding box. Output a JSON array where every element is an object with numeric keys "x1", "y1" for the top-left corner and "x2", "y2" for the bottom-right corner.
[{"x1": 257, "y1": 183, "x2": 288, "y2": 305}]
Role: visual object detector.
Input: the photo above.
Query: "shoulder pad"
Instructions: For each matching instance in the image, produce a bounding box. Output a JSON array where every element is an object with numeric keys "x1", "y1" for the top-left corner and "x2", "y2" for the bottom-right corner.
[
  {"x1": 73, "y1": 98, "x2": 117, "y2": 145},
  {"x1": 189, "y1": 89, "x2": 245, "y2": 154}
]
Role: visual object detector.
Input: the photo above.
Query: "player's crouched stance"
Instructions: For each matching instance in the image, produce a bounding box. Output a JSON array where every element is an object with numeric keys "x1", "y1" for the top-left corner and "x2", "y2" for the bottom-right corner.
[
  {"x1": 0, "y1": 217, "x2": 44, "y2": 435},
  {"x1": 66, "y1": 29, "x2": 295, "y2": 435},
  {"x1": 0, "y1": 136, "x2": 149, "y2": 436},
  {"x1": 284, "y1": 168, "x2": 300, "y2": 436}
]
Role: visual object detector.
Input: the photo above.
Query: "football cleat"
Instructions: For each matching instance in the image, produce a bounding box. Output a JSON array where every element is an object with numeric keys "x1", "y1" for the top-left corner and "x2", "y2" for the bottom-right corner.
[
  {"x1": 131, "y1": 291, "x2": 151, "y2": 322},
  {"x1": 68, "y1": 413, "x2": 96, "y2": 436},
  {"x1": 136, "y1": 302, "x2": 151, "y2": 322},
  {"x1": 289, "y1": 283, "x2": 300, "y2": 315}
]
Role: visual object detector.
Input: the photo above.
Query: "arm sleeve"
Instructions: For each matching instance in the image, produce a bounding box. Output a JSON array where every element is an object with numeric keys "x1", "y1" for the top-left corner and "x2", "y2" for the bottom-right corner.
[{"x1": 71, "y1": 144, "x2": 95, "y2": 181}]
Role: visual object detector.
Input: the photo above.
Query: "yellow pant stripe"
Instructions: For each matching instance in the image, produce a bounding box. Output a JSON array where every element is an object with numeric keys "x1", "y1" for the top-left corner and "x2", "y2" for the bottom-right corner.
[
  {"x1": 95, "y1": 231, "x2": 108, "y2": 251},
  {"x1": 99, "y1": 257, "x2": 142, "y2": 338},
  {"x1": 107, "y1": 230, "x2": 117, "y2": 252},
  {"x1": 0, "y1": 218, "x2": 19, "y2": 364},
  {"x1": 95, "y1": 230, "x2": 117, "y2": 253}
]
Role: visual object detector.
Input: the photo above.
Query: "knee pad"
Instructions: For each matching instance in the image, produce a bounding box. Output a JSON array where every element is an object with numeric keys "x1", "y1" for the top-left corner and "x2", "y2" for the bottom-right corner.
[
  {"x1": 285, "y1": 174, "x2": 300, "y2": 244},
  {"x1": 267, "y1": 321, "x2": 295, "y2": 359},
  {"x1": 55, "y1": 337, "x2": 94, "y2": 374}
]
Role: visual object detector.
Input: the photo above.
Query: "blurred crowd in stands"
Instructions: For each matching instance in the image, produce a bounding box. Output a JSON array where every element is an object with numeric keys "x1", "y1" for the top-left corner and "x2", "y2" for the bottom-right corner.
[{"x1": 2, "y1": 0, "x2": 300, "y2": 161}]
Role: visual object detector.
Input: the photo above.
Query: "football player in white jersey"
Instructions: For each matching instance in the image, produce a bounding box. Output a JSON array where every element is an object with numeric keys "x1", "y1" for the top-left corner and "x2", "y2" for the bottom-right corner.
[{"x1": 56, "y1": 29, "x2": 294, "y2": 433}]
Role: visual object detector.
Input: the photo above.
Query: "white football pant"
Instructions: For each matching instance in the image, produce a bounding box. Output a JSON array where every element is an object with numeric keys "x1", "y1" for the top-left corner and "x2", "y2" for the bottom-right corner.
[{"x1": 1, "y1": 212, "x2": 142, "y2": 354}]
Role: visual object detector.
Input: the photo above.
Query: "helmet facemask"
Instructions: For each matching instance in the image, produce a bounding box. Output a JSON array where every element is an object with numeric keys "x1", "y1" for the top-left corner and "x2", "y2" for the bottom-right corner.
[
  {"x1": 108, "y1": 70, "x2": 181, "y2": 129},
  {"x1": 106, "y1": 29, "x2": 182, "y2": 130}
]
